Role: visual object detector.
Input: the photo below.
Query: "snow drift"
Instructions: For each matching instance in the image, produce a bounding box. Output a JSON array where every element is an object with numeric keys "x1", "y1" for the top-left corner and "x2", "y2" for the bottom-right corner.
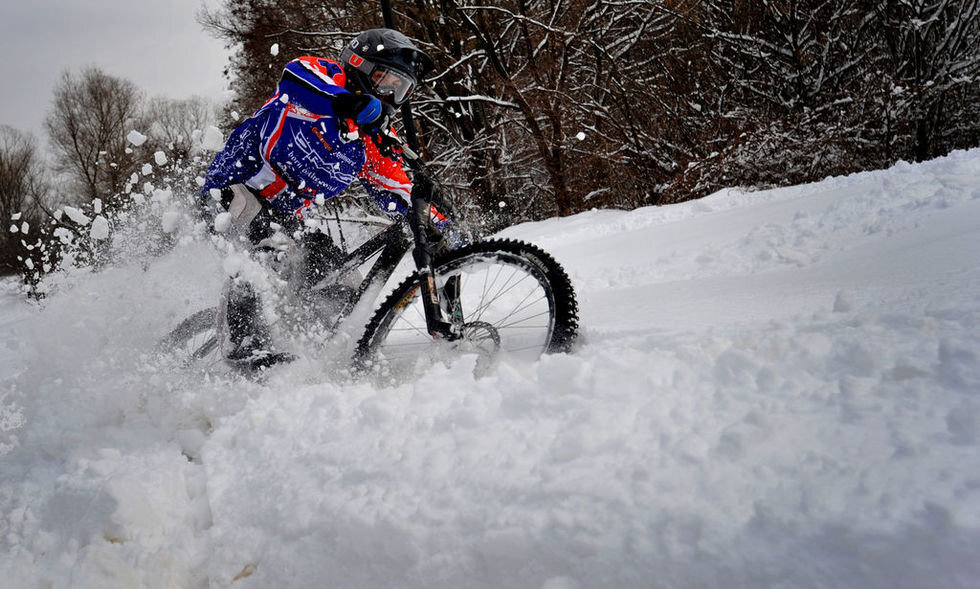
[{"x1": 2, "y1": 150, "x2": 979, "y2": 588}]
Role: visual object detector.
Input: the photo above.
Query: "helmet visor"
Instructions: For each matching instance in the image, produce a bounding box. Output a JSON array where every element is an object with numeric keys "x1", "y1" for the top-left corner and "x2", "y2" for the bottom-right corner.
[{"x1": 370, "y1": 66, "x2": 416, "y2": 105}]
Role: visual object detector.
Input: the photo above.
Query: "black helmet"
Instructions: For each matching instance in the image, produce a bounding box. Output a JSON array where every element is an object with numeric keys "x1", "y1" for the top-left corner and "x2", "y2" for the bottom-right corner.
[{"x1": 340, "y1": 28, "x2": 435, "y2": 105}]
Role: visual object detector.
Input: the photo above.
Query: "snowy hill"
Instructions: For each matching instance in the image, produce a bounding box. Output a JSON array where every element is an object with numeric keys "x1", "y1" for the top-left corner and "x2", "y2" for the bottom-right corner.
[{"x1": 2, "y1": 150, "x2": 979, "y2": 588}]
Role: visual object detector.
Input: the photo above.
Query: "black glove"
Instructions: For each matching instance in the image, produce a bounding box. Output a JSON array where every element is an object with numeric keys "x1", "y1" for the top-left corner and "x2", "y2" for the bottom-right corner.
[
  {"x1": 331, "y1": 92, "x2": 383, "y2": 126},
  {"x1": 332, "y1": 93, "x2": 402, "y2": 158}
]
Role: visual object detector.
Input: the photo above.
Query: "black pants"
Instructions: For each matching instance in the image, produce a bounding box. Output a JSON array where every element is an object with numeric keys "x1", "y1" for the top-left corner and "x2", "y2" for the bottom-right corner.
[{"x1": 298, "y1": 231, "x2": 345, "y2": 290}]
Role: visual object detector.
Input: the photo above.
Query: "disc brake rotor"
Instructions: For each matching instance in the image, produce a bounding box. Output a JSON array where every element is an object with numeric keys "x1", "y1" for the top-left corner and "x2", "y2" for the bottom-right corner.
[{"x1": 458, "y1": 320, "x2": 501, "y2": 356}]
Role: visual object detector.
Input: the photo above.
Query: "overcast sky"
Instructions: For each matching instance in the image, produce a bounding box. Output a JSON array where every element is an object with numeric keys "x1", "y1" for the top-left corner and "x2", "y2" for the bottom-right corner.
[{"x1": 0, "y1": 0, "x2": 230, "y2": 137}]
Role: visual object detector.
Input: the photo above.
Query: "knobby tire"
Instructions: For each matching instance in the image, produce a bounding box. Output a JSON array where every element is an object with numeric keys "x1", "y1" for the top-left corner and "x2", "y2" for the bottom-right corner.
[{"x1": 353, "y1": 239, "x2": 578, "y2": 375}]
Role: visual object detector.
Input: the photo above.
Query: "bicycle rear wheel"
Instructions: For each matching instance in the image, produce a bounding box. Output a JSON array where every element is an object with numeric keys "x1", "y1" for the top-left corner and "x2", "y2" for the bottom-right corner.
[
  {"x1": 159, "y1": 307, "x2": 224, "y2": 369},
  {"x1": 354, "y1": 239, "x2": 578, "y2": 377}
]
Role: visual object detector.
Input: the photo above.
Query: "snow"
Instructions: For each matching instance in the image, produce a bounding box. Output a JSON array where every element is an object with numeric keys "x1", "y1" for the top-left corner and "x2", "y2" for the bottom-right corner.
[
  {"x1": 2, "y1": 150, "x2": 980, "y2": 587},
  {"x1": 161, "y1": 212, "x2": 182, "y2": 234},
  {"x1": 62, "y1": 206, "x2": 91, "y2": 226},
  {"x1": 89, "y1": 215, "x2": 110, "y2": 240},
  {"x1": 127, "y1": 130, "x2": 148, "y2": 147},
  {"x1": 213, "y1": 212, "x2": 232, "y2": 233}
]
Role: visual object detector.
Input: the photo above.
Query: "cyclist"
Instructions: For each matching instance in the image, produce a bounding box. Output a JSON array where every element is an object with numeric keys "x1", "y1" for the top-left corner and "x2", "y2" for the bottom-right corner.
[{"x1": 200, "y1": 28, "x2": 446, "y2": 369}]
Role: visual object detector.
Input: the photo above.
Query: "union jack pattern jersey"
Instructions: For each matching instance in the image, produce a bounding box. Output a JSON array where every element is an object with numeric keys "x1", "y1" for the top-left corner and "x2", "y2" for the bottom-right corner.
[{"x1": 201, "y1": 57, "x2": 423, "y2": 220}]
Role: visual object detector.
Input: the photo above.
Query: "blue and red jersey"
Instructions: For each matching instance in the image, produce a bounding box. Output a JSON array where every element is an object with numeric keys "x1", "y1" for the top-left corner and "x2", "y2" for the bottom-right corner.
[{"x1": 202, "y1": 57, "x2": 437, "y2": 222}]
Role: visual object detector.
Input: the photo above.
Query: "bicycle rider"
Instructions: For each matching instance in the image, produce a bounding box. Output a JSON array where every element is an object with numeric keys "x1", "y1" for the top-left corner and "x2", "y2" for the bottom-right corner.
[{"x1": 200, "y1": 28, "x2": 448, "y2": 370}]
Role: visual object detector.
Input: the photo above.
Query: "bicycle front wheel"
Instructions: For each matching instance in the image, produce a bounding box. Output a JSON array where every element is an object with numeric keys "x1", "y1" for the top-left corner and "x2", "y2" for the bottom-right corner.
[{"x1": 354, "y1": 239, "x2": 578, "y2": 377}]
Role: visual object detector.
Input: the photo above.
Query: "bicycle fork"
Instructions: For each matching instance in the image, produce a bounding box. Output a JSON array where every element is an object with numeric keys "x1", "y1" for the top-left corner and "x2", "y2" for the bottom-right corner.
[{"x1": 409, "y1": 197, "x2": 461, "y2": 341}]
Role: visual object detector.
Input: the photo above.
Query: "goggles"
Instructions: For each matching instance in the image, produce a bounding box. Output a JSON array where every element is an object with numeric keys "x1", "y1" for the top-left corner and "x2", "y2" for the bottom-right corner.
[{"x1": 369, "y1": 66, "x2": 416, "y2": 105}]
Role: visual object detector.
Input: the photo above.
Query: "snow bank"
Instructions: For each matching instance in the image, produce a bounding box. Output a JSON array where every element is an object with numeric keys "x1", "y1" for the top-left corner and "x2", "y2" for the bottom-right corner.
[{"x1": 1, "y1": 150, "x2": 979, "y2": 587}]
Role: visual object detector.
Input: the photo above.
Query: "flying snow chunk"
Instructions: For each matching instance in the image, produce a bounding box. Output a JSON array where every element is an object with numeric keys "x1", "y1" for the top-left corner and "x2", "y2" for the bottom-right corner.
[
  {"x1": 271, "y1": 43, "x2": 280, "y2": 56},
  {"x1": 89, "y1": 215, "x2": 110, "y2": 240},
  {"x1": 201, "y1": 126, "x2": 226, "y2": 151},
  {"x1": 142, "y1": 163, "x2": 153, "y2": 175},
  {"x1": 576, "y1": 132, "x2": 586, "y2": 141},
  {"x1": 62, "y1": 206, "x2": 91, "y2": 226},
  {"x1": 214, "y1": 212, "x2": 233, "y2": 233},
  {"x1": 127, "y1": 130, "x2": 148, "y2": 146},
  {"x1": 154, "y1": 151, "x2": 168, "y2": 166}
]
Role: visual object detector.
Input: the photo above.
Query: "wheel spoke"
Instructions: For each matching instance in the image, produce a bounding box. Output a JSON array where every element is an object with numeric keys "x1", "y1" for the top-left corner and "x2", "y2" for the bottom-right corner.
[
  {"x1": 496, "y1": 308, "x2": 551, "y2": 330},
  {"x1": 356, "y1": 240, "x2": 576, "y2": 377}
]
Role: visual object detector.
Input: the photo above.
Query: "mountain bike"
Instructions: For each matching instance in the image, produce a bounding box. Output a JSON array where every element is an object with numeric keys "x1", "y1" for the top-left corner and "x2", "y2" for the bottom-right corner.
[{"x1": 161, "y1": 145, "x2": 579, "y2": 378}]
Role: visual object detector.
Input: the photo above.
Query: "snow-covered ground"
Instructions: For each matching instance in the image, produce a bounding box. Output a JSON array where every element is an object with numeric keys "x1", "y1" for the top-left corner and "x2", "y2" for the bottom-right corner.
[{"x1": 2, "y1": 150, "x2": 979, "y2": 588}]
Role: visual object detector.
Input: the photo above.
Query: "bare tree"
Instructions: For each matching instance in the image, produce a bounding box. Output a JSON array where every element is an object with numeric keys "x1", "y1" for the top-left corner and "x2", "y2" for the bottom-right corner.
[
  {"x1": 199, "y1": 0, "x2": 365, "y2": 118},
  {"x1": 876, "y1": 0, "x2": 980, "y2": 161},
  {"x1": 401, "y1": 0, "x2": 665, "y2": 218},
  {"x1": 45, "y1": 67, "x2": 143, "y2": 209},
  {"x1": 0, "y1": 126, "x2": 48, "y2": 275},
  {"x1": 142, "y1": 96, "x2": 218, "y2": 159},
  {"x1": 138, "y1": 96, "x2": 221, "y2": 194}
]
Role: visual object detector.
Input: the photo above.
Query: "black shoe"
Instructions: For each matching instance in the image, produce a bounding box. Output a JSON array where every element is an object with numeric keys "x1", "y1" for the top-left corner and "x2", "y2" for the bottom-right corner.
[{"x1": 225, "y1": 282, "x2": 294, "y2": 371}]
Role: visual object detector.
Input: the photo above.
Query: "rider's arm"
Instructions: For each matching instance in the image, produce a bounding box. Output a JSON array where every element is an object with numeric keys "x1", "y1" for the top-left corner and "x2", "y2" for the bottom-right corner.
[
  {"x1": 358, "y1": 140, "x2": 412, "y2": 216},
  {"x1": 357, "y1": 137, "x2": 449, "y2": 226},
  {"x1": 278, "y1": 56, "x2": 387, "y2": 129},
  {"x1": 277, "y1": 57, "x2": 352, "y2": 115}
]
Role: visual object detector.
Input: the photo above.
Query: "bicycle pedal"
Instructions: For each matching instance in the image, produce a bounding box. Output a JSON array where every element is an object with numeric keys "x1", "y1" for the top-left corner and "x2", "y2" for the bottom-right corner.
[{"x1": 227, "y1": 349, "x2": 297, "y2": 371}]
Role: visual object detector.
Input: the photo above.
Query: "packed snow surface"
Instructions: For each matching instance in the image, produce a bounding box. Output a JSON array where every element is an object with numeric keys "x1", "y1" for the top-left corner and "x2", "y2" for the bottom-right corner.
[{"x1": 2, "y1": 151, "x2": 980, "y2": 588}]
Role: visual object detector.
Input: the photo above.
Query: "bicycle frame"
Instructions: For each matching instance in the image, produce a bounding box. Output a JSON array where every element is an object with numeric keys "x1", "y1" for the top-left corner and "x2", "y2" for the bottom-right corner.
[
  {"x1": 308, "y1": 178, "x2": 458, "y2": 341},
  {"x1": 307, "y1": 215, "x2": 411, "y2": 330}
]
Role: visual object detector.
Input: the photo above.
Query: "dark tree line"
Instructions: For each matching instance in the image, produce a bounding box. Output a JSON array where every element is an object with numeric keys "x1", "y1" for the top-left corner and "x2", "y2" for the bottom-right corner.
[
  {"x1": 201, "y1": 0, "x2": 980, "y2": 226},
  {"x1": 670, "y1": 0, "x2": 980, "y2": 198},
  {"x1": 201, "y1": 0, "x2": 662, "y2": 226}
]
